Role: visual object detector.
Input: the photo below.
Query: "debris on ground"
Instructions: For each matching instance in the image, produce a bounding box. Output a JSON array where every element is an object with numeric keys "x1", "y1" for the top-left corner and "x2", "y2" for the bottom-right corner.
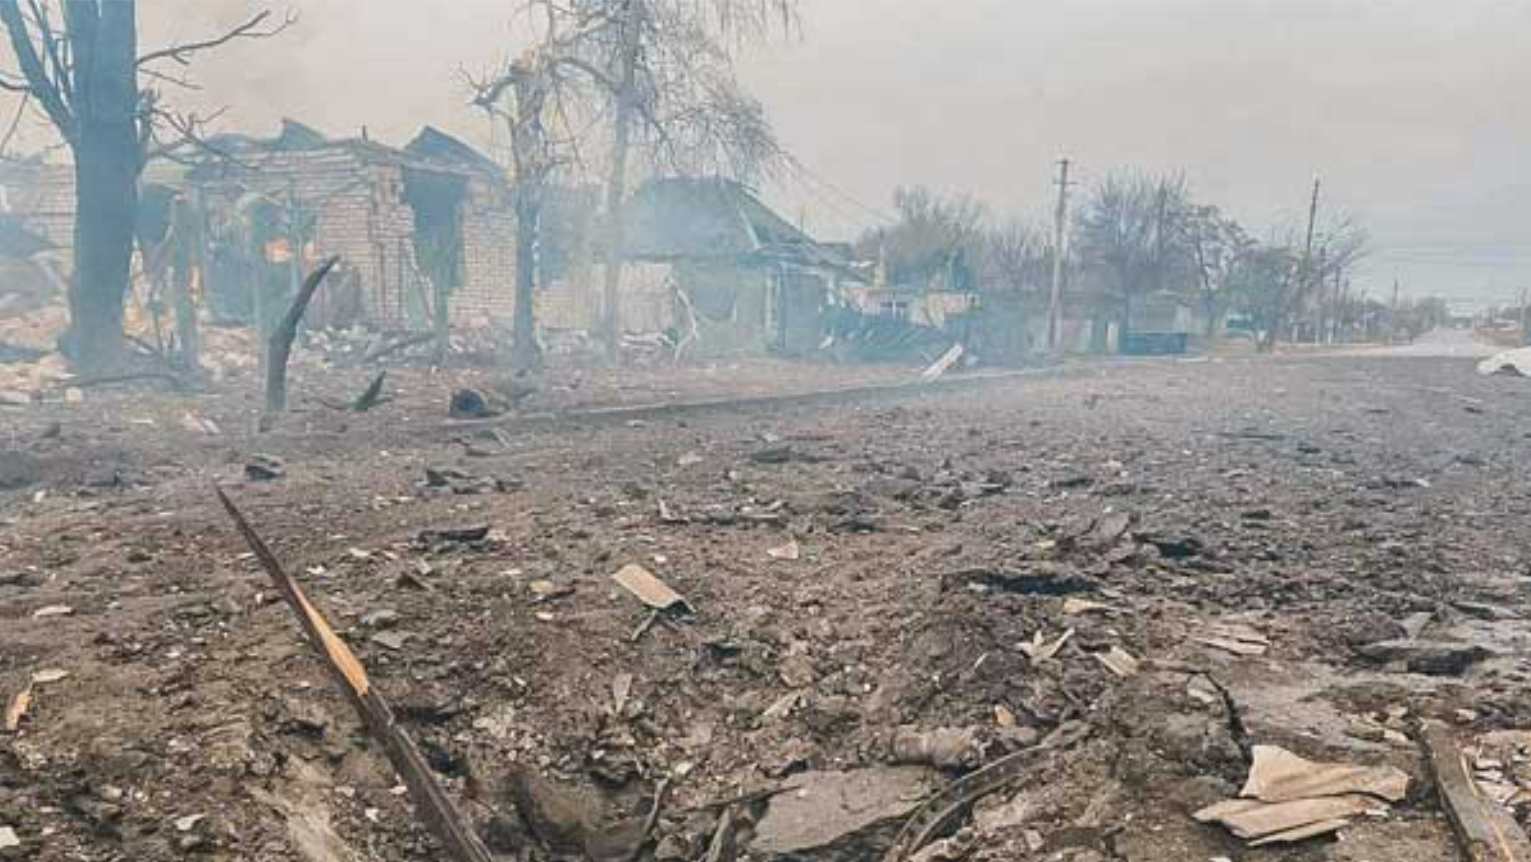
[
  {"x1": 3, "y1": 346, "x2": 1526, "y2": 862},
  {"x1": 749, "y1": 767, "x2": 940, "y2": 857},
  {"x1": 889, "y1": 726, "x2": 983, "y2": 769},
  {"x1": 1477, "y1": 347, "x2": 1531, "y2": 377},
  {"x1": 244, "y1": 454, "x2": 286, "y2": 481},
  {"x1": 1094, "y1": 645, "x2": 1140, "y2": 677},
  {"x1": 1423, "y1": 724, "x2": 1531, "y2": 861},
  {"x1": 612, "y1": 563, "x2": 694, "y2": 614},
  {"x1": 766, "y1": 538, "x2": 801, "y2": 561},
  {"x1": 920, "y1": 343, "x2": 965, "y2": 380},
  {"x1": 1355, "y1": 639, "x2": 1491, "y2": 675},
  {"x1": 1195, "y1": 744, "x2": 1409, "y2": 846},
  {"x1": 449, "y1": 388, "x2": 498, "y2": 419},
  {"x1": 1193, "y1": 621, "x2": 1272, "y2": 656},
  {"x1": 1019, "y1": 628, "x2": 1074, "y2": 660},
  {"x1": 3, "y1": 685, "x2": 31, "y2": 732}
]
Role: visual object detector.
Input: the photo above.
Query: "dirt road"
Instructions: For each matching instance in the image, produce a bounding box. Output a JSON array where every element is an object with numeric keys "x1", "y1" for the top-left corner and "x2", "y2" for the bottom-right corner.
[{"x1": 3, "y1": 350, "x2": 1530, "y2": 862}]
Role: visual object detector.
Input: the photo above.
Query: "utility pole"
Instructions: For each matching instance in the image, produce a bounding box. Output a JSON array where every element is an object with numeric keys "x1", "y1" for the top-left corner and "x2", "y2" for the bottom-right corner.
[
  {"x1": 1519, "y1": 285, "x2": 1530, "y2": 347},
  {"x1": 1297, "y1": 177, "x2": 1320, "y2": 346},
  {"x1": 1390, "y1": 278, "x2": 1400, "y2": 342},
  {"x1": 1047, "y1": 157, "x2": 1072, "y2": 352}
]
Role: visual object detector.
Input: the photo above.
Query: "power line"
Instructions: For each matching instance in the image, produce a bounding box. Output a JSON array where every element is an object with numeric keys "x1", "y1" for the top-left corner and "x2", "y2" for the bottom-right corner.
[{"x1": 786, "y1": 159, "x2": 897, "y2": 226}]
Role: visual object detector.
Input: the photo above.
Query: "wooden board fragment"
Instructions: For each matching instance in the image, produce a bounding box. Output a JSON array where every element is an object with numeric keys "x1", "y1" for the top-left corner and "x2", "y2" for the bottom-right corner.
[
  {"x1": 1248, "y1": 818, "x2": 1351, "y2": 847},
  {"x1": 217, "y1": 487, "x2": 495, "y2": 862},
  {"x1": 1423, "y1": 724, "x2": 1531, "y2": 862},
  {"x1": 612, "y1": 564, "x2": 693, "y2": 613},
  {"x1": 3, "y1": 685, "x2": 31, "y2": 732},
  {"x1": 1195, "y1": 794, "x2": 1378, "y2": 840},
  {"x1": 1241, "y1": 744, "x2": 1410, "y2": 803}
]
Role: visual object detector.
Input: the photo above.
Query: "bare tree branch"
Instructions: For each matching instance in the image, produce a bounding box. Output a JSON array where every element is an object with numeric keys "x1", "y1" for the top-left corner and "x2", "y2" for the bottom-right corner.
[
  {"x1": 137, "y1": 8, "x2": 293, "y2": 67},
  {"x1": 0, "y1": 0, "x2": 74, "y2": 140}
]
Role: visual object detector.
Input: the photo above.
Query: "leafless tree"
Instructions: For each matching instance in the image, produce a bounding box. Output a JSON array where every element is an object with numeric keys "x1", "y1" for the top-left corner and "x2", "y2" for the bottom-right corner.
[
  {"x1": 1074, "y1": 171, "x2": 1194, "y2": 341},
  {"x1": 978, "y1": 217, "x2": 1052, "y2": 297},
  {"x1": 520, "y1": 0, "x2": 797, "y2": 360},
  {"x1": 1184, "y1": 204, "x2": 1254, "y2": 338},
  {"x1": 0, "y1": 0, "x2": 287, "y2": 372},
  {"x1": 471, "y1": 42, "x2": 579, "y2": 370},
  {"x1": 858, "y1": 185, "x2": 987, "y2": 288},
  {"x1": 1251, "y1": 213, "x2": 1368, "y2": 350}
]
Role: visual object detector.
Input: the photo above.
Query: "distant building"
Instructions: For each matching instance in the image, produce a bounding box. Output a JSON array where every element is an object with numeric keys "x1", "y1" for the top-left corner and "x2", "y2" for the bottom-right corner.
[{"x1": 548, "y1": 176, "x2": 860, "y2": 356}]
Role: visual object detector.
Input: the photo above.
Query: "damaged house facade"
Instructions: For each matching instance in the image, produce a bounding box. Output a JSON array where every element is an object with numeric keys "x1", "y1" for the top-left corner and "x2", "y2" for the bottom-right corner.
[
  {"x1": 546, "y1": 176, "x2": 859, "y2": 356},
  {"x1": 0, "y1": 121, "x2": 523, "y2": 333},
  {"x1": 184, "y1": 121, "x2": 519, "y2": 330},
  {"x1": 0, "y1": 133, "x2": 857, "y2": 359}
]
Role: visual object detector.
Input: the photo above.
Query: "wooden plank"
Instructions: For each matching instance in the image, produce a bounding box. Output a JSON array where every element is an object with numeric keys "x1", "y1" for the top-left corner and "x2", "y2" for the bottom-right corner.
[
  {"x1": 1423, "y1": 724, "x2": 1531, "y2": 862},
  {"x1": 218, "y1": 488, "x2": 496, "y2": 862}
]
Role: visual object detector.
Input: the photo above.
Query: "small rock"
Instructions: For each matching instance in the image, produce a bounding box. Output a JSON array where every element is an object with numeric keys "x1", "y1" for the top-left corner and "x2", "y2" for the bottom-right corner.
[
  {"x1": 0, "y1": 827, "x2": 18, "y2": 850},
  {"x1": 749, "y1": 767, "x2": 940, "y2": 856},
  {"x1": 31, "y1": 604, "x2": 72, "y2": 619},
  {"x1": 371, "y1": 631, "x2": 411, "y2": 651},
  {"x1": 1357, "y1": 639, "x2": 1491, "y2": 675},
  {"x1": 0, "y1": 450, "x2": 42, "y2": 490},
  {"x1": 889, "y1": 726, "x2": 981, "y2": 768},
  {"x1": 449, "y1": 388, "x2": 497, "y2": 420},
  {"x1": 244, "y1": 454, "x2": 285, "y2": 482},
  {"x1": 361, "y1": 609, "x2": 400, "y2": 629},
  {"x1": 779, "y1": 653, "x2": 817, "y2": 688},
  {"x1": 174, "y1": 814, "x2": 205, "y2": 833},
  {"x1": 0, "y1": 572, "x2": 41, "y2": 589}
]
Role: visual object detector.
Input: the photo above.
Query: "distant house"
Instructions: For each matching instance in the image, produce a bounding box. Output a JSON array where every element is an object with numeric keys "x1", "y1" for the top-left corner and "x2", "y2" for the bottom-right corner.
[
  {"x1": 561, "y1": 176, "x2": 859, "y2": 356},
  {"x1": 842, "y1": 245, "x2": 978, "y2": 329}
]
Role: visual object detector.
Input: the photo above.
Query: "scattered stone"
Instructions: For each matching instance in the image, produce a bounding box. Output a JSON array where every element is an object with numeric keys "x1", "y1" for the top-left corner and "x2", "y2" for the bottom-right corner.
[
  {"x1": 371, "y1": 631, "x2": 411, "y2": 651},
  {"x1": 749, "y1": 767, "x2": 940, "y2": 856},
  {"x1": 750, "y1": 445, "x2": 796, "y2": 465},
  {"x1": 449, "y1": 388, "x2": 497, "y2": 420},
  {"x1": 1139, "y1": 532, "x2": 1205, "y2": 559},
  {"x1": 0, "y1": 450, "x2": 41, "y2": 490},
  {"x1": 0, "y1": 827, "x2": 18, "y2": 851},
  {"x1": 766, "y1": 539, "x2": 801, "y2": 561},
  {"x1": 417, "y1": 524, "x2": 491, "y2": 545},
  {"x1": 360, "y1": 609, "x2": 399, "y2": 629},
  {"x1": 946, "y1": 567, "x2": 1096, "y2": 596},
  {"x1": 244, "y1": 454, "x2": 285, "y2": 482},
  {"x1": 174, "y1": 814, "x2": 206, "y2": 833},
  {"x1": 0, "y1": 572, "x2": 41, "y2": 588},
  {"x1": 31, "y1": 603, "x2": 72, "y2": 618},
  {"x1": 1356, "y1": 639, "x2": 1491, "y2": 676},
  {"x1": 889, "y1": 726, "x2": 981, "y2": 768}
]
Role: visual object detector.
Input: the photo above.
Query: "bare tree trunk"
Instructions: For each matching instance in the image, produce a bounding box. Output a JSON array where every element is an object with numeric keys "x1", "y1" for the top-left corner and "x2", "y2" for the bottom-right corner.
[
  {"x1": 599, "y1": 10, "x2": 639, "y2": 363},
  {"x1": 265, "y1": 256, "x2": 337, "y2": 415},
  {"x1": 170, "y1": 192, "x2": 202, "y2": 375},
  {"x1": 511, "y1": 183, "x2": 543, "y2": 370},
  {"x1": 600, "y1": 93, "x2": 633, "y2": 362},
  {"x1": 65, "y1": 0, "x2": 139, "y2": 373}
]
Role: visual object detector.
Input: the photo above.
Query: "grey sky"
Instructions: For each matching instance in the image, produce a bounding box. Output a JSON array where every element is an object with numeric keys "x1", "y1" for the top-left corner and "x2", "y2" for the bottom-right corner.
[{"x1": 119, "y1": 1, "x2": 1531, "y2": 305}]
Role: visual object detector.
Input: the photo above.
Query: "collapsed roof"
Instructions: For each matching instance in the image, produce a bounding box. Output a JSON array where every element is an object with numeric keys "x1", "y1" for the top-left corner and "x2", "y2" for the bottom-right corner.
[{"x1": 622, "y1": 177, "x2": 861, "y2": 278}]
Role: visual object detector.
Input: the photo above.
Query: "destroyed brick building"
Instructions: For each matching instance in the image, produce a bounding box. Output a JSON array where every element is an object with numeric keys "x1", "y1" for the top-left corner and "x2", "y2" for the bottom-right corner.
[{"x1": 0, "y1": 121, "x2": 526, "y2": 332}]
